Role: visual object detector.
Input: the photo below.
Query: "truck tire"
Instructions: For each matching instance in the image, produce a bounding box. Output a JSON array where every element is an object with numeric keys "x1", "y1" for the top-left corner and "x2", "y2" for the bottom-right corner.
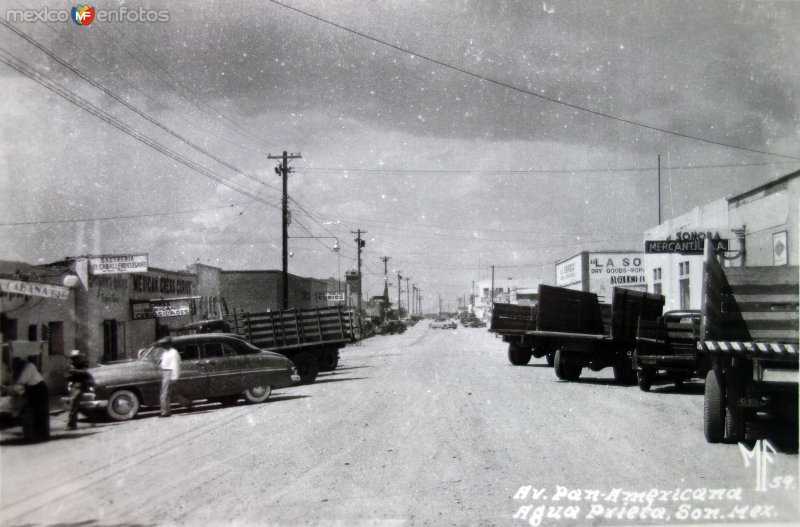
[
  {"x1": 704, "y1": 370, "x2": 725, "y2": 443},
  {"x1": 554, "y1": 349, "x2": 581, "y2": 381},
  {"x1": 613, "y1": 356, "x2": 636, "y2": 385},
  {"x1": 319, "y1": 348, "x2": 339, "y2": 371},
  {"x1": 508, "y1": 343, "x2": 532, "y2": 366},
  {"x1": 292, "y1": 352, "x2": 319, "y2": 383},
  {"x1": 724, "y1": 374, "x2": 747, "y2": 443},
  {"x1": 637, "y1": 370, "x2": 652, "y2": 392}
]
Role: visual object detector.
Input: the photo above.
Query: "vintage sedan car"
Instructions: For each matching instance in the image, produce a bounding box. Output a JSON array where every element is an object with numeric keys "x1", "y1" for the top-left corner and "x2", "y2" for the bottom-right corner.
[
  {"x1": 429, "y1": 318, "x2": 457, "y2": 329},
  {"x1": 80, "y1": 334, "x2": 300, "y2": 421}
]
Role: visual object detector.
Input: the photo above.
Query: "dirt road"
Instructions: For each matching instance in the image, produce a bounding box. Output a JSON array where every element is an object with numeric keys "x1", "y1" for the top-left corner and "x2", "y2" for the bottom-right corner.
[{"x1": 2, "y1": 323, "x2": 797, "y2": 526}]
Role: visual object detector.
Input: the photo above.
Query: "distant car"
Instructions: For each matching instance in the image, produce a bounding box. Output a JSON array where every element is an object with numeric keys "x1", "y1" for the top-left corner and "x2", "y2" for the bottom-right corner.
[
  {"x1": 430, "y1": 318, "x2": 457, "y2": 329},
  {"x1": 376, "y1": 320, "x2": 407, "y2": 335},
  {"x1": 467, "y1": 318, "x2": 486, "y2": 328},
  {"x1": 79, "y1": 334, "x2": 300, "y2": 421}
]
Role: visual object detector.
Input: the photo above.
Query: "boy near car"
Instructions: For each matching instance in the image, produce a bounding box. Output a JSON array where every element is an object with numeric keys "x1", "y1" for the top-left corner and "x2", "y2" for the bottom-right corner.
[
  {"x1": 65, "y1": 350, "x2": 92, "y2": 430},
  {"x1": 159, "y1": 343, "x2": 180, "y2": 417}
]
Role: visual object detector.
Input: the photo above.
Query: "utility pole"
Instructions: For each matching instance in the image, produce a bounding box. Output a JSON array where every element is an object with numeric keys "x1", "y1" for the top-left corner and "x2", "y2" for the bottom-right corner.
[
  {"x1": 438, "y1": 294, "x2": 442, "y2": 316},
  {"x1": 472, "y1": 280, "x2": 475, "y2": 309},
  {"x1": 380, "y1": 256, "x2": 391, "y2": 306},
  {"x1": 352, "y1": 229, "x2": 366, "y2": 336},
  {"x1": 657, "y1": 154, "x2": 662, "y2": 225},
  {"x1": 490, "y1": 264, "x2": 495, "y2": 309},
  {"x1": 411, "y1": 283, "x2": 416, "y2": 316},
  {"x1": 268, "y1": 150, "x2": 301, "y2": 310},
  {"x1": 405, "y1": 277, "x2": 411, "y2": 318},
  {"x1": 417, "y1": 289, "x2": 422, "y2": 316},
  {"x1": 396, "y1": 271, "x2": 402, "y2": 319}
]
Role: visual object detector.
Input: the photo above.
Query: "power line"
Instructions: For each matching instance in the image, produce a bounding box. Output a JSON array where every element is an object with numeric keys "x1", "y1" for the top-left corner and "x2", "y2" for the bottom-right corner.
[
  {"x1": 0, "y1": 50, "x2": 278, "y2": 208},
  {"x1": 0, "y1": 203, "x2": 248, "y2": 227},
  {"x1": 27, "y1": 12, "x2": 270, "y2": 157},
  {"x1": 302, "y1": 161, "x2": 799, "y2": 175},
  {"x1": 0, "y1": 21, "x2": 279, "y2": 194},
  {"x1": 265, "y1": 0, "x2": 800, "y2": 161},
  {"x1": 102, "y1": 22, "x2": 277, "y2": 150}
]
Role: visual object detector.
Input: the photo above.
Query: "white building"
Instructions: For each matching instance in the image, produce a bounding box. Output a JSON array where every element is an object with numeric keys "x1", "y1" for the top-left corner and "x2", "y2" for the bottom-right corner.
[{"x1": 644, "y1": 170, "x2": 799, "y2": 311}]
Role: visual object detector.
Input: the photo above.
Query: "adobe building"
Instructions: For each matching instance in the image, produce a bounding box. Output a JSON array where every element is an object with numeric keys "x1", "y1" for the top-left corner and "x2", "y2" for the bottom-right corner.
[{"x1": 643, "y1": 170, "x2": 799, "y2": 311}]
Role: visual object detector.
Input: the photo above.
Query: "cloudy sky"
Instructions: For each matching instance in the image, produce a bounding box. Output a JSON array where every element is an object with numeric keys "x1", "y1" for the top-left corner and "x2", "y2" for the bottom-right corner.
[{"x1": 1, "y1": 0, "x2": 799, "y2": 310}]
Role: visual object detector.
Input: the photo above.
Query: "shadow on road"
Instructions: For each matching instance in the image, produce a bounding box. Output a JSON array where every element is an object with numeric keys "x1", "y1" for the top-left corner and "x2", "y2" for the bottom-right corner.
[
  {"x1": 39, "y1": 520, "x2": 158, "y2": 527},
  {"x1": 0, "y1": 430, "x2": 102, "y2": 446},
  {"x1": 333, "y1": 365, "x2": 374, "y2": 372},
  {"x1": 646, "y1": 382, "x2": 704, "y2": 396},
  {"x1": 311, "y1": 376, "x2": 367, "y2": 385}
]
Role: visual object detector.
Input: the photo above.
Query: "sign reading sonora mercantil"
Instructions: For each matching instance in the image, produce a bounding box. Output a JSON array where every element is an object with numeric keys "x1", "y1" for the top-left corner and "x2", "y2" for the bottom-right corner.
[{"x1": 88, "y1": 254, "x2": 148, "y2": 274}]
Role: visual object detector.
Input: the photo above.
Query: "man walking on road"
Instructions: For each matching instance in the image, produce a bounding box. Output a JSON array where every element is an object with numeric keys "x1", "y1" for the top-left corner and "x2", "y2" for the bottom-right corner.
[{"x1": 159, "y1": 341, "x2": 180, "y2": 417}]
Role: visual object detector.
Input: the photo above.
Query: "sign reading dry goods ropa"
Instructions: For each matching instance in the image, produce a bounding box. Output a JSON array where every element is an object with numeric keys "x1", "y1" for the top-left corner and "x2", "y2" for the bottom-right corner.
[
  {"x1": 0, "y1": 278, "x2": 70, "y2": 299},
  {"x1": 89, "y1": 254, "x2": 148, "y2": 275}
]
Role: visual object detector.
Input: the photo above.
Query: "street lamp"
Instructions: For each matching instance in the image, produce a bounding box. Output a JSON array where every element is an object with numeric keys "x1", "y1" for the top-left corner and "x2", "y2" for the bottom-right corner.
[{"x1": 288, "y1": 236, "x2": 342, "y2": 291}]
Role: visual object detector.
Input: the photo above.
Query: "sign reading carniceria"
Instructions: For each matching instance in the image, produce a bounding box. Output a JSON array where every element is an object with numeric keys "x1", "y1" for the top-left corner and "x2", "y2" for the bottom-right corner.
[{"x1": 89, "y1": 254, "x2": 148, "y2": 275}]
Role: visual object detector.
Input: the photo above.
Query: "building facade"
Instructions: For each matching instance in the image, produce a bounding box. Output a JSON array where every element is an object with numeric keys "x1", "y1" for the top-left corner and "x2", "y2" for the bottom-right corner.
[{"x1": 643, "y1": 170, "x2": 799, "y2": 311}]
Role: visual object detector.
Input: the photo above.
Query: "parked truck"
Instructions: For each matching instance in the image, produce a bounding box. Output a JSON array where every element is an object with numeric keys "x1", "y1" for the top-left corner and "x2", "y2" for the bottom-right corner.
[
  {"x1": 491, "y1": 284, "x2": 665, "y2": 383},
  {"x1": 235, "y1": 306, "x2": 355, "y2": 383},
  {"x1": 697, "y1": 245, "x2": 798, "y2": 444},
  {"x1": 633, "y1": 310, "x2": 706, "y2": 391}
]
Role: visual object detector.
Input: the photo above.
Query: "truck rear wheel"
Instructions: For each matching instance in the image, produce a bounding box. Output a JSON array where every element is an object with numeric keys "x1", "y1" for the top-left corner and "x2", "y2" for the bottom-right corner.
[
  {"x1": 292, "y1": 352, "x2": 319, "y2": 383},
  {"x1": 637, "y1": 370, "x2": 653, "y2": 392},
  {"x1": 704, "y1": 370, "x2": 725, "y2": 443},
  {"x1": 613, "y1": 356, "x2": 636, "y2": 385},
  {"x1": 319, "y1": 348, "x2": 339, "y2": 371},
  {"x1": 507, "y1": 343, "x2": 532, "y2": 366},
  {"x1": 554, "y1": 349, "x2": 581, "y2": 381}
]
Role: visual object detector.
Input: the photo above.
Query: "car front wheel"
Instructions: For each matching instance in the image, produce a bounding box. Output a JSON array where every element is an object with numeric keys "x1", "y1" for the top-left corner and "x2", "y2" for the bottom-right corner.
[
  {"x1": 243, "y1": 384, "x2": 272, "y2": 404},
  {"x1": 107, "y1": 389, "x2": 140, "y2": 421}
]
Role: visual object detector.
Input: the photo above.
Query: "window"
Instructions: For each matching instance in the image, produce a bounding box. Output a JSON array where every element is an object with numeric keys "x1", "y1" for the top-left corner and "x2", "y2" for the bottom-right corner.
[
  {"x1": 653, "y1": 268, "x2": 662, "y2": 281},
  {"x1": 1, "y1": 316, "x2": 18, "y2": 340},
  {"x1": 679, "y1": 278, "x2": 691, "y2": 310},
  {"x1": 48, "y1": 321, "x2": 64, "y2": 356},
  {"x1": 204, "y1": 342, "x2": 236, "y2": 358},
  {"x1": 653, "y1": 283, "x2": 662, "y2": 296},
  {"x1": 679, "y1": 261, "x2": 690, "y2": 276},
  {"x1": 103, "y1": 320, "x2": 119, "y2": 362},
  {"x1": 177, "y1": 344, "x2": 201, "y2": 360},
  {"x1": 28, "y1": 324, "x2": 38, "y2": 341}
]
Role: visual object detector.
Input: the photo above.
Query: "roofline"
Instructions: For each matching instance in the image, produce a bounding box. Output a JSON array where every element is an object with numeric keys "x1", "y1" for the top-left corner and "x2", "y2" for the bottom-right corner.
[{"x1": 727, "y1": 169, "x2": 800, "y2": 203}]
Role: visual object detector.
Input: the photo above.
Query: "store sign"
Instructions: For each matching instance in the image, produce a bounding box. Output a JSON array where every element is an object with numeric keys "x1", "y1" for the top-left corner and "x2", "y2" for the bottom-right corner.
[
  {"x1": 317, "y1": 291, "x2": 346, "y2": 302},
  {"x1": 0, "y1": 278, "x2": 70, "y2": 299},
  {"x1": 555, "y1": 255, "x2": 582, "y2": 288},
  {"x1": 589, "y1": 253, "x2": 647, "y2": 300},
  {"x1": 645, "y1": 238, "x2": 729, "y2": 254},
  {"x1": 89, "y1": 254, "x2": 148, "y2": 275},
  {"x1": 131, "y1": 300, "x2": 191, "y2": 320}
]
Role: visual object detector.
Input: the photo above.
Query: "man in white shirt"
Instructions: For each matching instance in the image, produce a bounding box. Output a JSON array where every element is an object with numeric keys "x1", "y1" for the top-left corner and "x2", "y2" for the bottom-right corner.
[{"x1": 158, "y1": 343, "x2": 180, "y2": 417}]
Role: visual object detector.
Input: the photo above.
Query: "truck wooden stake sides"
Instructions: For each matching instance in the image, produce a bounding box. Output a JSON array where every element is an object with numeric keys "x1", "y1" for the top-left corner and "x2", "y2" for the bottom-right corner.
[
  {"x1": 236, "y1": 306, "x2": 355, "y2": 383},
  {"x1": 491, "y1": 285, "x2": 664, "y2": 383},
  {"x1": 698, "y1": 245, "x2": 798, "y2": 444}
]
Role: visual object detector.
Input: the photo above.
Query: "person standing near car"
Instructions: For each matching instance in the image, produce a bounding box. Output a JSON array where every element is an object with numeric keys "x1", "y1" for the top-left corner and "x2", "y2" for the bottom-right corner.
[
  {"x1": 158, "y1": 341, "x2": 180, "y2": 417},
  {"x1": 8, "y1": 357, "x2": 50, "y2": 442},
  {"x1": 65, "y1": 350, "x2": 92, "y2": 430}
]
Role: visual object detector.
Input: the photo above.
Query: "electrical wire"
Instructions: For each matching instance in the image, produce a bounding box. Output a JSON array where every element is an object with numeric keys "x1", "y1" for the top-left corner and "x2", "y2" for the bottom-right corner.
[
  {"x1": 0, "y1": 50, "x2": 278, "y2": 209},
  {"x1": 265, "y1": 0, "x2": 800, "y2": 161}
]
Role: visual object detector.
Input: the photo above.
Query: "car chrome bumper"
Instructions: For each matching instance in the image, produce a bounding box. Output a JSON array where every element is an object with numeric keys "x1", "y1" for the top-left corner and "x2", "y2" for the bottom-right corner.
[
  {"x1": 291, "y1": 374, "x2": 301, "y2": 383},
  {"x1": 74, "y1": 393, "x2": 108, "y2": 409}
]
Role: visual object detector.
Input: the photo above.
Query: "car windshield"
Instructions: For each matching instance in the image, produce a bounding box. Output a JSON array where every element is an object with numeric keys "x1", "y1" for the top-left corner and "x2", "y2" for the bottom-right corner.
[{"x1": 138, "y1": 345, "x2": 167, "y2": 362}]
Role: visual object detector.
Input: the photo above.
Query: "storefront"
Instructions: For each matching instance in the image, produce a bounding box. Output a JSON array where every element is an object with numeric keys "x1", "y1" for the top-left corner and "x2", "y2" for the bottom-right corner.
[{"x1": 643, "y1": 170, "x2": 799, "y2": 311}]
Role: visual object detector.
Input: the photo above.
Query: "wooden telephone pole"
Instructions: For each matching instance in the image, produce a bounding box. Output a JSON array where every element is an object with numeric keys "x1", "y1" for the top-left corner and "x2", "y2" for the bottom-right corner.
[{"x1": 268, "y1": 150, "x2": 301, "y2": 310}]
